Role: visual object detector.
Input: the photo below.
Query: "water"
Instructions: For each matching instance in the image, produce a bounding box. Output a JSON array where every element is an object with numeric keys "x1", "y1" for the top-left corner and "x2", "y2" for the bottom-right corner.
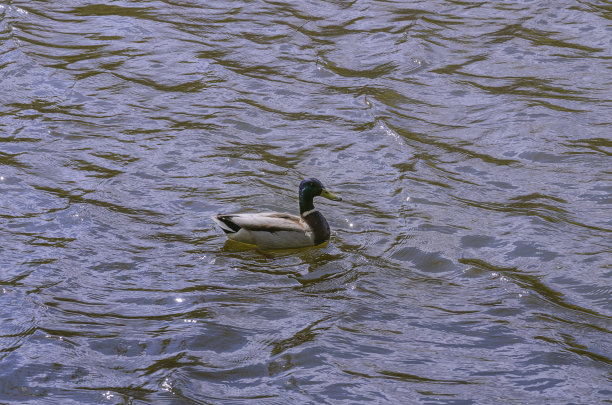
[{"x1": 1, "y1": 0, "x2": 611, "y2": 403}]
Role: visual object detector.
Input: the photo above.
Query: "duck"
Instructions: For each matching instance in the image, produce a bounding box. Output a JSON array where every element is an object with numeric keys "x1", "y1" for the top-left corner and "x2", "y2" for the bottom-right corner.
[{"x1": 212, "y1": 178, "x2": 342, "y2": 249}]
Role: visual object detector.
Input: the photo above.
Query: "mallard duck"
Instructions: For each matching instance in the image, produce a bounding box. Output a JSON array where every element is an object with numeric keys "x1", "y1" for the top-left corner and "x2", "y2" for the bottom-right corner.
[{"x1": 212, "y1": 178, "x2": 342, "y2": 249}]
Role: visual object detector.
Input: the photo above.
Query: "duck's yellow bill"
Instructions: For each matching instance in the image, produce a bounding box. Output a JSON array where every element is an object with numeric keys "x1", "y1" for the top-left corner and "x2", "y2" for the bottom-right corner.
[{"x1": 321, "y1": 188, "x2": 342, "y2": 201}]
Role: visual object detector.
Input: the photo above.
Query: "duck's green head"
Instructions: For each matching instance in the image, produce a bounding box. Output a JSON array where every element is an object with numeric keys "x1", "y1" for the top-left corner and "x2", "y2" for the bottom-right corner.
[{"x1": 299, "y1": 178, "x2": 341, "y2": 213}]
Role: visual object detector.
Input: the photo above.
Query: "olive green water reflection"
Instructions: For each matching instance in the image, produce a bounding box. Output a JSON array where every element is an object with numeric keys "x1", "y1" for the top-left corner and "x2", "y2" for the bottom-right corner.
[{"x1": 1, "y1": 0, "x2": 610, "y2": 403}]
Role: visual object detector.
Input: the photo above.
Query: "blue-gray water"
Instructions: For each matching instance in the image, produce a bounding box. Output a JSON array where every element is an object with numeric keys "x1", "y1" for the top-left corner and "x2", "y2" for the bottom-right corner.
[{"x1": 1, "y1": 1, "x2": 611, "y2": 403}]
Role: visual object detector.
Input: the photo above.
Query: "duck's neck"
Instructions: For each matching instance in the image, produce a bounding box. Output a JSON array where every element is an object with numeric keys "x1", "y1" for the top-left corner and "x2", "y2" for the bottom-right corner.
[{"x1": 299, "y1": 194, "x2": 315, "y2": 216}]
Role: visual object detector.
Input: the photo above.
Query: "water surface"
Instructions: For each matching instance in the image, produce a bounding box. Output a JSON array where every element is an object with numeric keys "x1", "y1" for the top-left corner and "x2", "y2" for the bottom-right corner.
[{"x1": 1, "y1": 0, "x2": 611, "y2": 403}]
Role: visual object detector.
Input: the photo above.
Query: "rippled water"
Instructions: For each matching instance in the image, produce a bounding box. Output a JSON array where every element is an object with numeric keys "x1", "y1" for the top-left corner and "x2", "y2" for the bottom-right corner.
[{"x1": 1, "y1": 0, "x2": 611, "y2": 403}]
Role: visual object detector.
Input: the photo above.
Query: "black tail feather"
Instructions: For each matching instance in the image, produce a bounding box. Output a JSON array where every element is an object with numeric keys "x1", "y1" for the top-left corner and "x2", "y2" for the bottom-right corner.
[{"x1": 216, "y1": 215, "x2": 241, "y2": 233}]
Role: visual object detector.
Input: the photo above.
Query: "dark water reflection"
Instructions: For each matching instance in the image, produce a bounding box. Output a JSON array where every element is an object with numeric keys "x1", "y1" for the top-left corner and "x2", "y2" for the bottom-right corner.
[{"x1": 1, "y1": 0, "x2": 611, "y2": 403}]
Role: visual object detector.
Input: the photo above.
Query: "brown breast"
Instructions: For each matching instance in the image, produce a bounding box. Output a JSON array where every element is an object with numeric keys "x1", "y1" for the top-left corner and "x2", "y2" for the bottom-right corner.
[{"x1": 302, "y1": 211, "x2": 330, "y2": 245}]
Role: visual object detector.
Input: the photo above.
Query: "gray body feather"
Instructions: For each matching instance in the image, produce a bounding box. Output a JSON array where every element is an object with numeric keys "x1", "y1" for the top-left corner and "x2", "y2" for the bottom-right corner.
[{"x1": 212, "y1": 211, "x2": 329, "y2": 249}]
